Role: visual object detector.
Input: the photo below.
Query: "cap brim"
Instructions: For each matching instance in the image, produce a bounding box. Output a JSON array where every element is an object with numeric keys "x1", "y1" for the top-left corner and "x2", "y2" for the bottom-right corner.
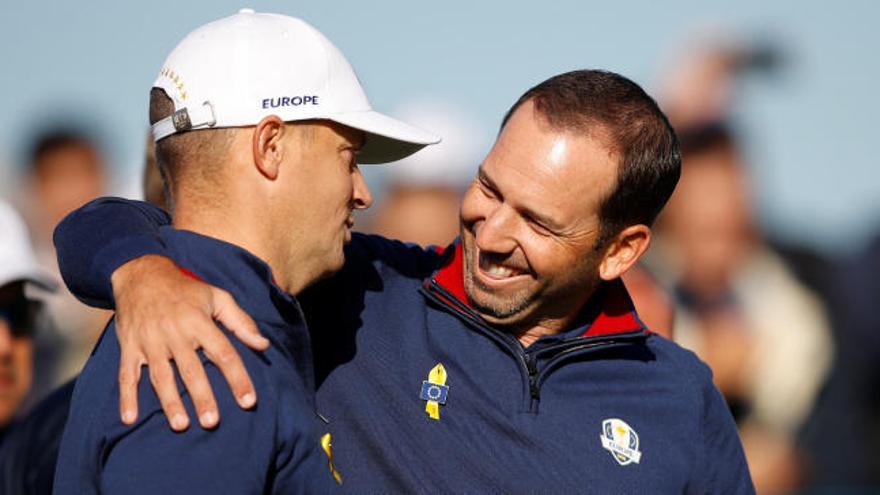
[{"x1": 329, "y1": 111, "x2": 441, "y2": 164}]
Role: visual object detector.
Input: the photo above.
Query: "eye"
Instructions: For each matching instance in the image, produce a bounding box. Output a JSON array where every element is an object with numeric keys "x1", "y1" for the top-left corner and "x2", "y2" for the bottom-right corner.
[
  {"x1": 479, "y1": 179, "x2": 500, "y2": 200},
  {"x1": 523, "y1": 213, "x2": 553, "y2": 236},
  {"x1": 342, "y1": 149, "x2": 357, "y2": 171}
]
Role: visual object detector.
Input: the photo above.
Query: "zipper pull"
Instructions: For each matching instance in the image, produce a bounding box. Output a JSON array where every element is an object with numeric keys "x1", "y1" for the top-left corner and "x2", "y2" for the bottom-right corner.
[
  {"x1": 524, "y1": 352, "x2": 538, "y2": 375},
  {"x1": 524, "y1": 353, "x2": 540, "y2": 400}
]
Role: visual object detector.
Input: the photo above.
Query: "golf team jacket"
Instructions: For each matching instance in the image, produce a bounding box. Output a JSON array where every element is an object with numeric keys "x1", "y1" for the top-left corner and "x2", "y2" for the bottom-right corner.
[
  {"x1": 54, "y1": 197, "x2": 754, "y2": 494},
  {"x1": 54, "y1": 227, "x2": 338, "y2": 493}
]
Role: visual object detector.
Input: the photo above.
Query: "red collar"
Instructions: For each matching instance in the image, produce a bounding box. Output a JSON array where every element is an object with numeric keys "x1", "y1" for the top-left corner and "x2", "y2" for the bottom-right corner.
[{"x1": 425, "y1": 241, "x2": 648, "y2": 339}]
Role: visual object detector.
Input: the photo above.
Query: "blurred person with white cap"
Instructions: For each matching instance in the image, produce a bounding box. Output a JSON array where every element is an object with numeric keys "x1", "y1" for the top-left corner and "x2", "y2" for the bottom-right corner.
[
  {"x1": 0, "y1": 200, "x2": 57, "y2": 439},
  {"x1": 0, "y1": 199, "x2": 68, "y2": 495},
  {"x1": 53, "y1": 9, "x2": 436, "y2": 494}
]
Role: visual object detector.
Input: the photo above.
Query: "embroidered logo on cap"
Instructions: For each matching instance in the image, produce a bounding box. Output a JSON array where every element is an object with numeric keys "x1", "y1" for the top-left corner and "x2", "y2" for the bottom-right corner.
[
  {"x1": 261, "y1": 96, "x2": 319, "y2": 108},
  {"x1": 600, "y1": 418, "x2": 642, "y2": 465},
  {"x1": 420, "y1": 363, "x2": 449, "y2": 420}
]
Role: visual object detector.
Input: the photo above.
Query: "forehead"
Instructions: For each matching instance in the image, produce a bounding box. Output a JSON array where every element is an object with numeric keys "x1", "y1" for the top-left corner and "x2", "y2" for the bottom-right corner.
[
  {"x1": 665, "y1": 150, "x2": 749, "y2": 223},
  {"x1": 323, "y1": 120, "x2": 366, "y2": 149},
  {"x1": 482, "y1": 101, "x2": 618, "y2": 224},
  {"x1": 35, "y1": 143, "x2": 103, "y2": 172},
  {"x1": 292, "y1": 120, "x2": 365, "y2": 150}
]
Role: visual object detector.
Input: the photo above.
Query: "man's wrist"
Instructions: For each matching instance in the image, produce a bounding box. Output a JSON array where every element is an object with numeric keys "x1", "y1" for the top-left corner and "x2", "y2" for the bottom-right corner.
[{"x1": 111, "y1": 254, "x2": 177, "y2": 300}]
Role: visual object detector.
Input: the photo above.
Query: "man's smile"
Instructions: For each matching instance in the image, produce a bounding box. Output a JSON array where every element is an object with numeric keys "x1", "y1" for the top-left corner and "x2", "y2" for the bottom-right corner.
[{"x1": 475, "y1": 250, "x2": 532, "y2": 284}]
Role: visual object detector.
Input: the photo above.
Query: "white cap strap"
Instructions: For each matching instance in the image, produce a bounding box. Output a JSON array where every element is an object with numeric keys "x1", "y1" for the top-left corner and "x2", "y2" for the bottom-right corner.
[{"x1": 151, "y1": 101, "x2": 217, "y2": 142}]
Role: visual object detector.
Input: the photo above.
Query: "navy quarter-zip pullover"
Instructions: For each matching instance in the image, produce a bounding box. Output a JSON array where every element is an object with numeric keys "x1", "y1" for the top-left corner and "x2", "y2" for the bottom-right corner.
[
  {"x1": 55, "y1": 198, "x2": 754, "y2": 494},
  {"x1": 54, "y1": 227, "x2": 338, "y2": 494}
]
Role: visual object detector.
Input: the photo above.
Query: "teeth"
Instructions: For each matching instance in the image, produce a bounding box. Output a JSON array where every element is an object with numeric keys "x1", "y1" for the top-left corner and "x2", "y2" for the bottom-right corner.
[
  {"x1": 481, "y1": 257, "x2": 520, "y2": 277},
  {"x1": 486, "y1": 264, "x2": 514, "y2": 277},
  {"x1": 478, "y1": 252, "x2": 526, "y2": 278}
]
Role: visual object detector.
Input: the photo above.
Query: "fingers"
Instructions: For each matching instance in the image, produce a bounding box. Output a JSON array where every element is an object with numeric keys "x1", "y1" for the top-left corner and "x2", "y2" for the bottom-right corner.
[
  {"x1": 211, "y1": 288, "x2": 268, "y2": 351},
  {"x1": 201, "y1": 330, "x2": 257, "y2": 410},
  {"x1": 118, "y1": 350, "x2": 143, "y2": 425},
  {"x1": 145, "y1": 347, "x2": 190, "y2": 432},
  {"x1": 170, "y1": 338, "x2": 219, "y2": 429},
  {"x1": 112, "y1": 258, "x2": 262, "y2": 431}
]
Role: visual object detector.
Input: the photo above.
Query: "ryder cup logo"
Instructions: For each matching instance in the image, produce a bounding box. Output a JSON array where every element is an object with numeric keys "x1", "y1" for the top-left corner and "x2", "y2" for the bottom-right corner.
[{"x1": 600, "y1": 418, "x2": 642, "y2": 466}]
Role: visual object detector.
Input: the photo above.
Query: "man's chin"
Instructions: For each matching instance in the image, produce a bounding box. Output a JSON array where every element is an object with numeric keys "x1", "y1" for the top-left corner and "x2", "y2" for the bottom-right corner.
[
  {"x1": 464, "y1": 283, "x2": 535, "y2": 326},
  {"x1": 312, "y1": 250, "x2": 346, "y2": 283}
]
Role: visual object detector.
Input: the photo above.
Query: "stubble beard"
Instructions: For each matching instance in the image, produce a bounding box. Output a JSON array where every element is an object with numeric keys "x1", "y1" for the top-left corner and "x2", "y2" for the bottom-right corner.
[{"x1": 462, "y1": 241, "x2": 539, "y2": 322}]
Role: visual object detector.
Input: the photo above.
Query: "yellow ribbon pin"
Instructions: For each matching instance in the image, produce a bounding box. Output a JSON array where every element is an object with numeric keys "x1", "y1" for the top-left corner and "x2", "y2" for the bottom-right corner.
[
  {"x1": 424, "y1": 363, "x2": 448, "y2": 420},
  {"x1": 320, "y1": 432, "x2": 343, "y2": 484}
]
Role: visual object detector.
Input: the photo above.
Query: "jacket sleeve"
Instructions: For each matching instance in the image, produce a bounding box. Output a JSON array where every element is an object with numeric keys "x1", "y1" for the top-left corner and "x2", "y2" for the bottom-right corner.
[
  {"x1": 692, "y1": 373, "x2": 756, "y2": 494},
  {"x1": 53, "y1": 197, "x2": 171, "y2": 309}
]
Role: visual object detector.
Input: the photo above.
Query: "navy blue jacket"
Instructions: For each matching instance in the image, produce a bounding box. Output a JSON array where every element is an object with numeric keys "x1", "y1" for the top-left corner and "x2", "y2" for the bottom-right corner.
[
  {"x1": 0, "y1": 379, "x2": 74, "y2": 495},
  {"x1": 55, "y1": 198, "x2": 754, "y2": 494},
  {"x1": 54, "y1": 226, "x2": 337, "y2": 494}
]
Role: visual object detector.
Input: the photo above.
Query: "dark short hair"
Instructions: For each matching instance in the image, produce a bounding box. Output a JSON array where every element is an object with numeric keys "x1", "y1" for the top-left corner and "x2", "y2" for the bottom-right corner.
[
  {"x1": 501, "y1": 70, "x2": 681, "y2": 247},
  {"x1": 25, "y1": 128, "x2": 101, "y2": 176},
  {"x1": 148, "y1": 88, "x2": 235, "y2": 210}
]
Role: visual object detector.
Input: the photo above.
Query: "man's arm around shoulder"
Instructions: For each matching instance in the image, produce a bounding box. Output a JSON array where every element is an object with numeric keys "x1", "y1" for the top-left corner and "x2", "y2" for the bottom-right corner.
[{"x1": 54, "y1": 197, "x2": 171, "y2": 308}]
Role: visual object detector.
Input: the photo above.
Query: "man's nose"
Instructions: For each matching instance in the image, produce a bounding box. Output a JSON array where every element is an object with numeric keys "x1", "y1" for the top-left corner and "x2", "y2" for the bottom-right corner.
[
  {"x1": 475, "y1": 204, "x2": 517, "y2": 254},
  {"x1": 352, "y1": 167, "x2": 373, "y2": 210}
]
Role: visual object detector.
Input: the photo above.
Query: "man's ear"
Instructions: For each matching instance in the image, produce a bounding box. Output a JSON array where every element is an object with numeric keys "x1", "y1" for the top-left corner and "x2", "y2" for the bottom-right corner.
[
  {"x1": 252, "y1": 115, "x2": 286, "y2": 180},
  {"x1": 598, "y1": 224, "x2": 651, "y2": 281}
]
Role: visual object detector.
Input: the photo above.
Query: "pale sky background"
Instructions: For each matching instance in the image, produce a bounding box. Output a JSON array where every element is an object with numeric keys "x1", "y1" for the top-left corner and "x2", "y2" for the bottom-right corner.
[{"x1": 0, "y1": 0, "x2": 877, "y2": 255}]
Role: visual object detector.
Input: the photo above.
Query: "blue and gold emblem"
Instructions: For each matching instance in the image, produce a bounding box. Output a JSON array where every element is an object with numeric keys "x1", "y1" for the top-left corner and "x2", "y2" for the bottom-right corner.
[
  {"x1": 420, "y1": 363, "x2": 449, "y2": 420},
  {"x1": 600, "y1": 418, "x2": 642, "y2": 466}
]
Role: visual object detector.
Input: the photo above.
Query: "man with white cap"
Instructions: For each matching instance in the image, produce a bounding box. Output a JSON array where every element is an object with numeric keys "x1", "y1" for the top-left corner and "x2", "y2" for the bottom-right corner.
[
  {"x1": 54, "y1": 9, "x2": 436, "y2": 494},
  {"x1": 0, "y1": 200, "x2": 57, "y2": 439}
]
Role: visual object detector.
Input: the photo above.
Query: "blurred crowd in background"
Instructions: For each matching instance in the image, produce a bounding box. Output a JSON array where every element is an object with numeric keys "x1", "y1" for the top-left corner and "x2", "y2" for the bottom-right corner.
[{"x1": 0, "y1": 23, "x2": 878, "y2": 495}]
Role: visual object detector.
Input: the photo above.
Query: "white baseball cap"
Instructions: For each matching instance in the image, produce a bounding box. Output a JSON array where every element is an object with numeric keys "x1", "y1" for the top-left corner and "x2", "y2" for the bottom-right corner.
[
  {"x1": 0, "y1": 200, "x2": 57, "y2": 292},
  {"x1": 151, "y1": 9, "x2": 440, "y2": 164}
]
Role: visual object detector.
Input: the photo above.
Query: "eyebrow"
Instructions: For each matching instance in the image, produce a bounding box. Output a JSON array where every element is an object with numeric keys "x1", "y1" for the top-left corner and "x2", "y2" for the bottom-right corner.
[
  {"x1": 477, "y1": 167, "x2": 499, "y2": 194},
  {"x1": 477, "y1": 167, "x2": 562, "y2": 232},
  {"x1": 341, "y1": 131, "x2": 367, "y2": 153}
]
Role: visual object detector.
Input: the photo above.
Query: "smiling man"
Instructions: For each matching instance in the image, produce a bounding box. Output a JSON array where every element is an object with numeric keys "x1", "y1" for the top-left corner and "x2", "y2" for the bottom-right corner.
[
  {"x1": 55, "y1": 70, "x2": 753, "y2": 493},
  {"x1": 461, "y1": 100, "x2": 621, "y2": 346}
]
